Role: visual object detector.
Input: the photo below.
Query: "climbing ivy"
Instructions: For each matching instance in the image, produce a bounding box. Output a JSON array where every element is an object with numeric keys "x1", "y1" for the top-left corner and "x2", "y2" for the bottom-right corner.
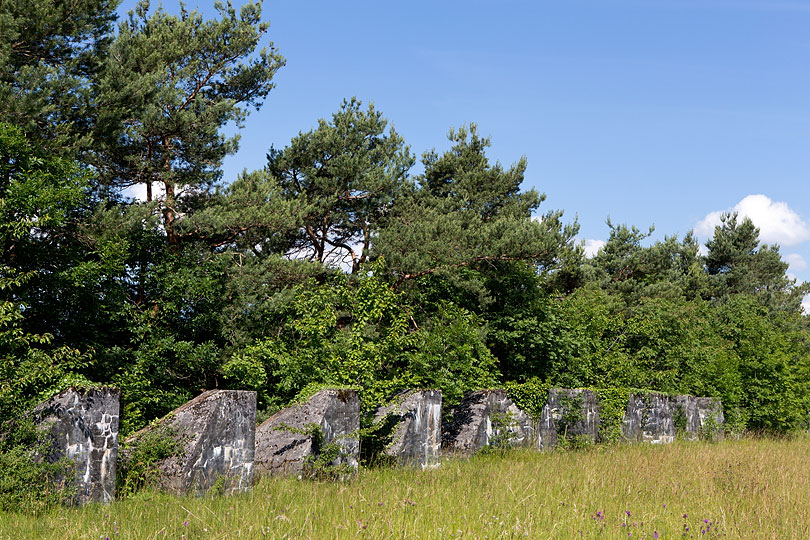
[
  {"x1": 594, "y1": 387, "x2": 631, "y2": 443},
  {"x1": 504, "y1": 377, "x2": 551, "y2": 420},
  {"x1": 116, "y1": 420, "x2": 184, "y2": 497}
]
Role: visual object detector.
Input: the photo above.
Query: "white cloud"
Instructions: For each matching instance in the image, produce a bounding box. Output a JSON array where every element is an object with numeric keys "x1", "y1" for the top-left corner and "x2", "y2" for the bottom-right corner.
[
  {"x1": 582, "y1": 239, "x2": 605, "y2": 258},
  {"x1": 122, "y1": 182, "x2": 167, "y2": 202},
  {"x1": 786, "y1": 253, "x2": 808, "y2": 272},
  {"x1": 802, "y1": 295, "x2": 810, "y2": 315},
  {"x1": 695, "y1": 194, "x2": 810, "y2": 247}
]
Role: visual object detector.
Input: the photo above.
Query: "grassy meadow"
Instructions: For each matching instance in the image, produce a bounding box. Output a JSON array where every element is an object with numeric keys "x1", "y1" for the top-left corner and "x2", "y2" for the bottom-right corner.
[{"x1": 1, "y1": 437, "x2": 808, "y2": 539}]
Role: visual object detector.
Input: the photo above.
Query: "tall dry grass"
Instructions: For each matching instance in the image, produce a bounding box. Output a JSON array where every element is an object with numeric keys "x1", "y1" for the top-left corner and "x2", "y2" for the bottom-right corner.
[{"x1": 1, "y1": 437, "x2": 808, "y2": 539}]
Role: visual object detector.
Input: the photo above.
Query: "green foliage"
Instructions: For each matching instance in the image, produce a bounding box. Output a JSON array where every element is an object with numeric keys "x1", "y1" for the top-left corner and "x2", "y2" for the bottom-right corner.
[
  {"x1": 698, "y1": 414, "x2": 722, "y2": 442},
  {"x1": 0, "y1": 0, "x2": 116, "y2": 154},
  {"x1": 545, "y1": 392, "x2": 593, "y2": 451},
  {"x1": 222, "y1": 353, "x2": 267, "y2": 392},
  {"x1": 704, "y1": 212, "x2": 809, "y2": 314},
  {"x1": 95, "y1": 0, "x2": 284, "y2": 245},
  {"x1": 239, "y1": 260, "x2": 497, "y2": 412},
  {"x1": 374, "y1": 124, "x2": 578, "y2": 282},
  {"x1": 404, "y1": 303, "x2": 500, "y2": 408},
  {"x1": 712, "y1": 295, "x2": 806, "y2": 432},
  {"x1": 0, "y1": 122, "x2": 96, "y2": 420},
  {"x1": 180, "y1": 170, "x2": 307, "y2": 259},
  {"x1": 673, "y1": 405, "x2": 688, "y2": 437},
  {"x1": 0, "y1": 419, "x2": 77, "y2": 512},
  {"x1": 504, "y1": 378, "x2": 551, "y2": 420},
  {"x1": 584, "y1": 221, "x2": 708, "y2": 303},
  {"x1": 302, "y1": 424, "x2": 356, "y2": 481},
  {"x1": 254, "y1": 260, "x2": 414, "y2": 409},
  {"x1": 268, "y1": 98, "x2": 413, "y2": 272},
  {"x1": 227, "y1": 261, "x2": 495, "y2": 408},
  {"x1": 484, "y1": 262, "x2": 575, "y2": 382},
  {"x1": 359, "y1": 411, "x2": 400, "y2": 468},
  {"x1": 273, "y1": 423, "x2": 356, "y2": 480},
  {"x1": 480, "y1": 411, "x2": 519, "y2": 455},
  {"x1": 556, "y1": 393, "x2": 586, "y2": 437},
  {"x1": 117, "y1": 422, "x2": 183, "y2": 497},
  {"x1": 594, "y1": 387, "x2": 632, "y2": 443}
]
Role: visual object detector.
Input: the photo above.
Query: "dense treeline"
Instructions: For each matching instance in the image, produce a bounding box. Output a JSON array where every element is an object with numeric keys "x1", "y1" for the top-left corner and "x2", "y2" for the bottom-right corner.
[{"x1": 2, "y1": 0, "x2": 809, "y2": 467}]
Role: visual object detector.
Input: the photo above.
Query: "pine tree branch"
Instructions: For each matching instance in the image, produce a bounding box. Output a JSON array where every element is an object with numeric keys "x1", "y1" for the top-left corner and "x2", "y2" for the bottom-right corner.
[{"x1": 394, "y1": 254, "x2": 527, "y2": 287}]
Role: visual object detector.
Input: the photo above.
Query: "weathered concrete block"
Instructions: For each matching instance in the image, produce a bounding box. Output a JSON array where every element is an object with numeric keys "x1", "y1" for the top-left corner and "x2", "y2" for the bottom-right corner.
[
  {"x1": 123, "y1": 390, "x2": 256, "y2": 495},
  {"x1": 536, "y1": 388, "x2": 600, "y2": 449},
  {"x1": 32, "y1": 387, "x2": 120, "y2": 504},
  {"x1": 442, "y1": 390, "x2": 535, "y2": 455},
  {"x1": 622, "y1": 392, "x2": 675, "y2": 444},
  {"x1": 370, "y1": 389, "x2": 442, "y2": 469},
  {"x1": 674, "y1": 395, "x2": 724, "y2": 440},
  {"x1": 255, "y1": 389, "x2": 359, "y2": 476}
]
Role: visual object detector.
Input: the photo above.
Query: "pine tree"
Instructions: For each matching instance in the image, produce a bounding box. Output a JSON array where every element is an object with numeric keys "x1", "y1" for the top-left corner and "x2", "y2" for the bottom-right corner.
[
  {"x1": 0, "y1": 0, "x2": 117, "y2": 154},
  {"x1": 94, "y1": 0, "x2": 285, "y2": 247},
  {"x1": 704, "y1": 212, "x2": 808, "y2": 313},
  {"x1": 374, "y1": 125, "x2": 578, "y2": 283},
  {"x1": 267, "y1": 98, "x2": 414, "y2": 272}
]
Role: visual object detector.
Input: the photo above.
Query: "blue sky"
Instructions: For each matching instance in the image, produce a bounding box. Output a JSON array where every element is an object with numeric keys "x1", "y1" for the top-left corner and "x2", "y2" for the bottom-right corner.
[{"x1": 118, "y1": 0, "x2": 810, "y2": 292}]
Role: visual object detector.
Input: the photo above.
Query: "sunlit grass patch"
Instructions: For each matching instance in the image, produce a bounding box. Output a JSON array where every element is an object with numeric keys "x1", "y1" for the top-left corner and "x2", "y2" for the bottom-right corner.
[{"x1": 1, "y1": 436, "x2": 808, "y2": 539}]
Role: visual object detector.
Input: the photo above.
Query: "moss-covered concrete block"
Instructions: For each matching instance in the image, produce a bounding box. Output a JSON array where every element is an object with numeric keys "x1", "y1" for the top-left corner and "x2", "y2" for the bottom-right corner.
[
  {"x1": 254, "y1": 389, "x2": 359, "y2": 476},
  {"x1": 122, "y1": 390, "x2": 256, "y2": 495},
  {"x1": 370, "y1": 389, "x2": 442, "y2": 469}
]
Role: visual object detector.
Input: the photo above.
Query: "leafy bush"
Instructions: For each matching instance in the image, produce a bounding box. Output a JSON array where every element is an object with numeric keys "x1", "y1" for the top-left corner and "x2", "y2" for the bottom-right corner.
[
  {"x1": 594, "y1": 387, "x2": 631, "y2": 443},
  {"x1": 0, "y1": 420, "x2": 76, "y2": 512},
  {"x1": 116, "y1": 422, "x2": 183, "y2": 497},
  {"x1": 238, "y1": 261, "x2": 498, "y2": 413},
  {"x1": 504, "y1": 378, "x2": 550, "y2": 420}
]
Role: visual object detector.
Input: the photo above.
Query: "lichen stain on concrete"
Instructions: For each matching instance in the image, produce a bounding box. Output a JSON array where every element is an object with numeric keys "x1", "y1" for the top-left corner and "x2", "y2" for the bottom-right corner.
[
  {"x1": 122, "y1": 390, "x2": 257, "y2": 496},
  {"x1": 32, "y1": 387, "x2": 121, "y2": 505},
  {"x1": 372, "y1": 389, "x2": 442, "y2": 469},
  {"x1": 254, "y1": 389, "x2": 360, "y2": 477}
]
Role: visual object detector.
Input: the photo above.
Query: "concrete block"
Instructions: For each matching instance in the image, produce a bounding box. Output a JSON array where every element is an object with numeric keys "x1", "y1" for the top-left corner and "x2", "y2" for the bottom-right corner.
[
  {"x1": 674, "y1": 395, "x2": 724, "y2": 440},
  {"x1": 370, "y1": 389, "x2": 441, "y2": 469},
  {"x1": 255, "y1": 389, "x2": 359, "y2": 476},
  {"x1": 442, "y1": 390, "x2": 535, "y2": 455},
  {"x1": 536, "y1": 388, "x2": 600, "y2": 449},
  {"x1": 122, "y1": 390, "x2": 256, "y2": 495},
  {"x1": 32, "y1": 387, "x2": 120, "y2": 504},
  {"x1": 622, "y1": 392, "x2": 675, "y2": 444}
]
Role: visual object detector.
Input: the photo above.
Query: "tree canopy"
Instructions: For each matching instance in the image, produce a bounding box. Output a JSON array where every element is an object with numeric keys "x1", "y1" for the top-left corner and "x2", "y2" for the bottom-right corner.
[{"x1": 1, "y1": 2, "x2": 809, "y2": 500}]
